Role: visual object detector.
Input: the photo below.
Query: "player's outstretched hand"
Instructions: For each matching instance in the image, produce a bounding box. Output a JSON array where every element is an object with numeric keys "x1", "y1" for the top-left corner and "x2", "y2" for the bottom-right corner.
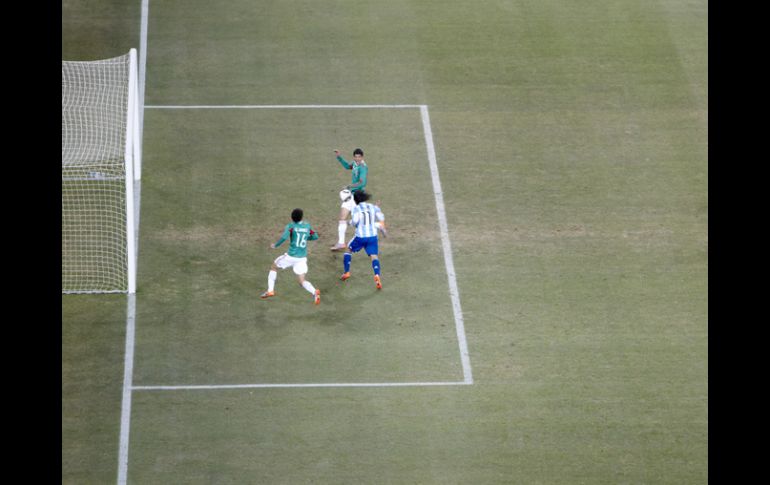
[
  {"x1": 334, "y1": 149, "x2": 341, "y2": 156},
  {"x1": 270, "y1": 243, "x2": 276, "y2": 249}
]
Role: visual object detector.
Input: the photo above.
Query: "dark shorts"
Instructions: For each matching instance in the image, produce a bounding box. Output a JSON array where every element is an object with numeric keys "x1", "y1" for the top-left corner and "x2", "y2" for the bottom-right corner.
[{"x1": 348, "y1": 236, "x2": 379, "y2": 256}]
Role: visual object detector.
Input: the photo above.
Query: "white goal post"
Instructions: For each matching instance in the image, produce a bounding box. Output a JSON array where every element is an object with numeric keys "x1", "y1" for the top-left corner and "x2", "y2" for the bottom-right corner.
[{"x1": 62, "y1": 49, "x2": 141, "y2": 294}]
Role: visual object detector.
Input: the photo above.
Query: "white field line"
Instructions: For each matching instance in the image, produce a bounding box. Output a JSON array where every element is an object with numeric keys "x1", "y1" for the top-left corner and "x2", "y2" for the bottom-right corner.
[
  {"x1": 117, "y1": 293, "x2": 137, "y2": 485},
  {"x1": 420, "y1": 105, "x2": 473, "y2": 384},
  {"x1": 145, "y1": 104, "x2": 422, "y2": 109},
  {"x1": 138, "y1": 0, "x2": 149, "y2": 141},
  {"x1": 129, "y1": 103, "x2": 473, "y2": 389},
  {"x1": 116, "y1": 3, "x2": 149, "y2": 484},
  {"x1": 133, "y1": 381, "x2": 470, "y2": 391}
]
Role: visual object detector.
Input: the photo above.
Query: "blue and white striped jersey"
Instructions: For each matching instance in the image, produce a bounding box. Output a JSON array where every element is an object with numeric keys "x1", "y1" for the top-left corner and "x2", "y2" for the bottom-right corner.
[{"x1": 351, "y1": 202, "x2": 385, "y2": 238}]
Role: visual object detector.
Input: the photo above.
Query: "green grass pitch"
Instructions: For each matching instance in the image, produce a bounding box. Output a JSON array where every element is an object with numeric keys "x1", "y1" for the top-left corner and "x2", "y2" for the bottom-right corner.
[{"x1": 63, "y1": 1, "x2": 707, "y2": 483}]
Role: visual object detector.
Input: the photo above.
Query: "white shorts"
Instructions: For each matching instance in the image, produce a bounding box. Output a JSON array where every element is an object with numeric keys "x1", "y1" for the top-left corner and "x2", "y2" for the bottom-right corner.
[
  {"x1": 274, "y1": 253, "x2": 308, "y2": 275},
  {"x1": 340, "y1": 198, "x2": 356, "y2": 212}
]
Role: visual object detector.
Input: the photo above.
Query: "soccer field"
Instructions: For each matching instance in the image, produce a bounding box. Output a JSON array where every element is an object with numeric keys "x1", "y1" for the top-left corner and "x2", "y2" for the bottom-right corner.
[{"x1": 62, "y1": 1, "x2": 708, "y2": 483}]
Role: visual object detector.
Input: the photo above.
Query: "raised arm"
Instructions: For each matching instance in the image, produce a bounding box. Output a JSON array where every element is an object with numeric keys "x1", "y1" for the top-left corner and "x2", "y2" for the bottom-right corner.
[{"x1": 334, "y1": 149, "x2": 352, "y2": 169}]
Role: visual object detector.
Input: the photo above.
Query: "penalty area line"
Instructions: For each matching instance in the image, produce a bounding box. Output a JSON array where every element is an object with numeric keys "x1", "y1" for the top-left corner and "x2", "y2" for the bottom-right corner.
[
  {"x1": 420, "y1": 105, "x2": 474, "y2": 385},
  {"x1": 135, "y1": 103, "x2": 474, "y2": 386},
  {"x1": 144, "y1": 104, "x2": 423, "y2": 109},
  {"x1": 132, "y1": 381, "x2": 472, "y2": 391}
]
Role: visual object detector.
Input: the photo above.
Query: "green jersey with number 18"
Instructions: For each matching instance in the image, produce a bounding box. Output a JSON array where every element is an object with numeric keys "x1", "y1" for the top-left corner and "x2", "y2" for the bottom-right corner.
[{"x1": 274, "y1": 221, "x2": 318, "y2": 258}]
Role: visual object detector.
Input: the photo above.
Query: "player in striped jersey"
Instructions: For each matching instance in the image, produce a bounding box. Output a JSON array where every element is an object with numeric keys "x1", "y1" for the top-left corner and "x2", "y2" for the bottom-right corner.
[
  {"x1": 260, "y1": 208, "x2": 321, "y2": 304},
  {"x1": 340, "y1": 191, "x2": 387, "y2": 290}
]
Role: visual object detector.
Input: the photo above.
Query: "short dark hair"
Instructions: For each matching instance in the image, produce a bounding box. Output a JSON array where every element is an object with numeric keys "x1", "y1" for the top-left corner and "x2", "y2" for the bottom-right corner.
[
  {"x1": 353, "y1": 148, "x2": 364, "y2": 156},
  {"x1": 353, "y1": 190, "x2": 371, "y2": 204},
  {"x1": 291, "y1": 208, "x2": 303, "y2": 222}
]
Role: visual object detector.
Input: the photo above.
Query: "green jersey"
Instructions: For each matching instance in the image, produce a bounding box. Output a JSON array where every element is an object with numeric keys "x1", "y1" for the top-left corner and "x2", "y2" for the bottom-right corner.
[
  {"x1": 274, "y1": 221, "x2": 318, "y2": 258},
  {"x1": 336, "y1": 156, "x2": 368, "y2": 192}
]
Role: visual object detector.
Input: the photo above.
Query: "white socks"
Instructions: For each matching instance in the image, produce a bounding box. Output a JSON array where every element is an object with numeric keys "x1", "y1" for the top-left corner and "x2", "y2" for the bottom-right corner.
[
  {"x1": 338, "y1": 220, "x2": 347, "y2": 244},
  {"x1": 268, "y1": 270, "x2": 315, "y2": 295},
  {"x1": 301, "y1": 280, "x2": 316, "y2": 294}
]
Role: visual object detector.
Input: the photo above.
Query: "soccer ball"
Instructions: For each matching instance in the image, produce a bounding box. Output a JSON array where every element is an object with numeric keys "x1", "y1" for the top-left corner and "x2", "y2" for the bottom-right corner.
[{"x1": 339, "y1": 189, "x2": 352, "y2": 202}]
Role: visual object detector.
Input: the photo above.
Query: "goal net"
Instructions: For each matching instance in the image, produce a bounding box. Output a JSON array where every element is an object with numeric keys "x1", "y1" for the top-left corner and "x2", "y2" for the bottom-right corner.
[{"x1": 62, "y1": 49, "x2": 141, "y2": 294}]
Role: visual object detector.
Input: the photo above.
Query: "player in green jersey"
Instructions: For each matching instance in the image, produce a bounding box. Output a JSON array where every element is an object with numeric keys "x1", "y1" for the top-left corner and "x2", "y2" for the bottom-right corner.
[
  {"x1": 260, "y1": 208, "x2": 321, "y2": 304},
  {"x1": 331, "y1": 147, "x2": 369, "y2": 251}
]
